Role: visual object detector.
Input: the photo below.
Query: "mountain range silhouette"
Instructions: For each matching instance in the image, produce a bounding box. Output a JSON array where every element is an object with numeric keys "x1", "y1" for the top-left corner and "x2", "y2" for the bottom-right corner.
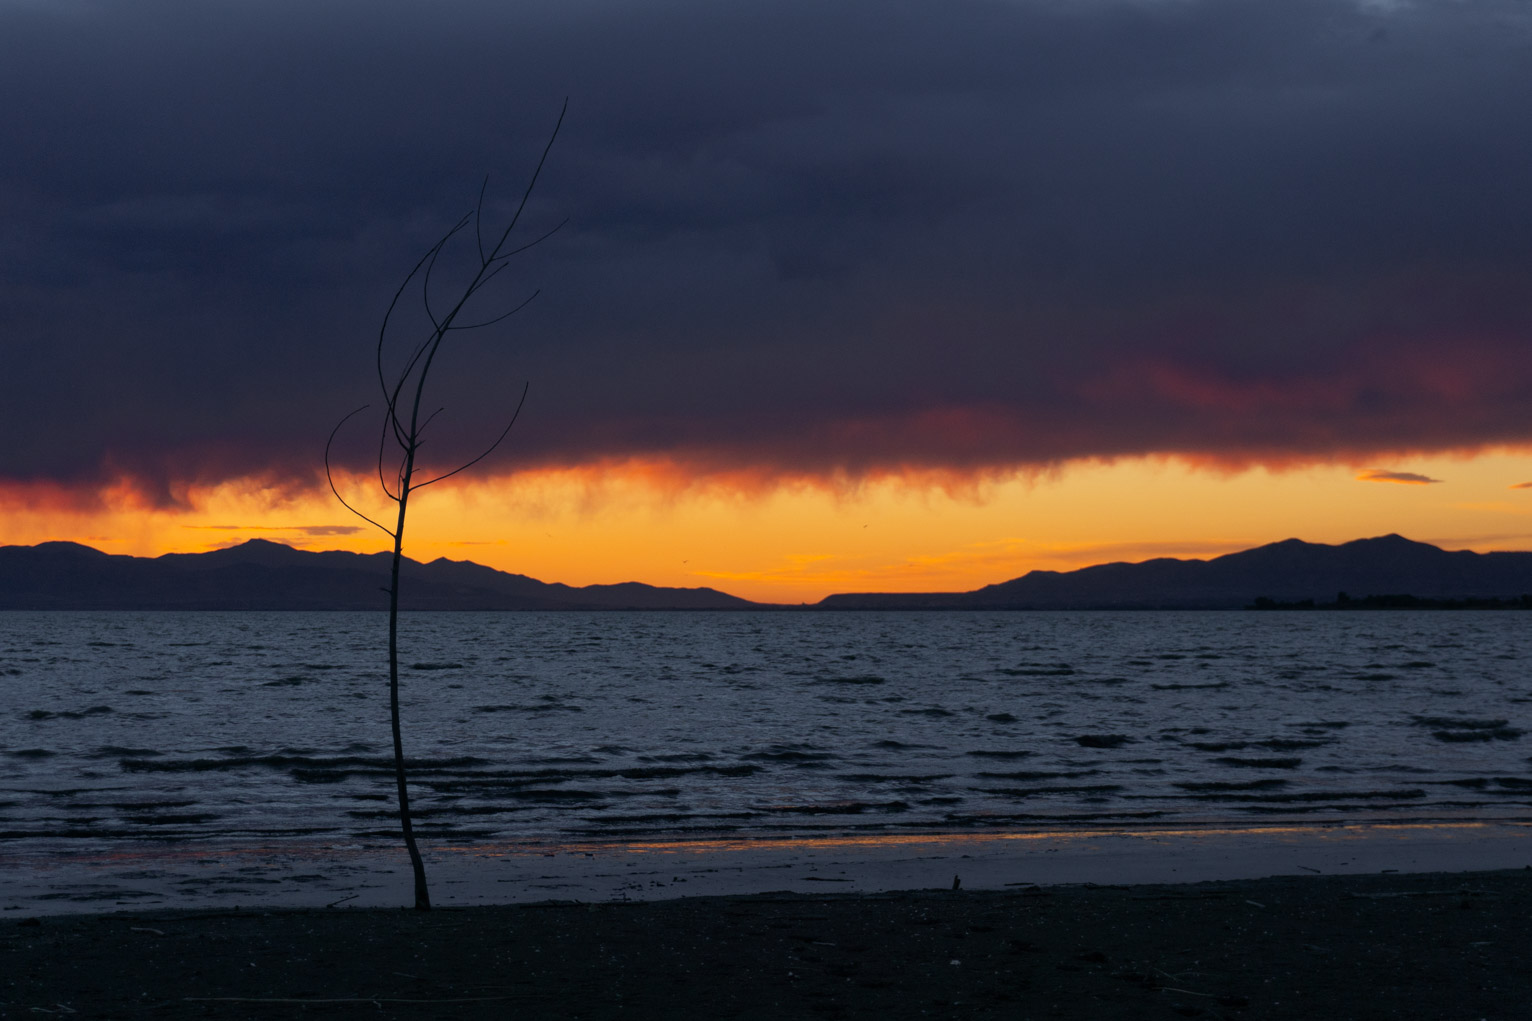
[
  {"x1": 0, "y1": 539, "x2": 750, "y2": 611},
  {"x1": 2, "y1": 534, "x2": 1530, "y2": 610}
]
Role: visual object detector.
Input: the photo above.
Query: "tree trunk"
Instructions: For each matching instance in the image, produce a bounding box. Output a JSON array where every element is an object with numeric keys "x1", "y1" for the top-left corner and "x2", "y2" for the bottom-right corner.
[{"x1": 389, "y1": 472, "x2": 431, "y2": 910}]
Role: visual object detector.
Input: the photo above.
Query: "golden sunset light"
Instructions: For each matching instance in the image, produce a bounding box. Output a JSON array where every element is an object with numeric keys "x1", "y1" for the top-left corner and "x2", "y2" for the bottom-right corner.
[{"x1": 7, "y1": 448, "x2": 1532, "y2": 602}]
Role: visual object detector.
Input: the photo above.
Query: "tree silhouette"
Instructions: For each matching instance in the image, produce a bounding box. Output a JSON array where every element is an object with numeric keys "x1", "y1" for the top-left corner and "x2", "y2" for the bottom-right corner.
[{"x1": 325, "y1": 102, "x2": 566, "y2": 910}]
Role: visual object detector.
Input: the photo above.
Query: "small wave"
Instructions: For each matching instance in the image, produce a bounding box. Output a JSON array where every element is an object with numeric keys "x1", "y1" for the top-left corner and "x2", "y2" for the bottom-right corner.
[
  {"x1": 1432, "y1": 728, "x2": 1523, "y2": 742},
  {"x1": 986, "y1": 713, "x2": 1019, "y2": 723},
  {"x1": 1180, "y1": 789, "x2": 1424, "y2": 804},
  {"x1": 758, "y1": 800, "x2": 912, "y2": 815},
  {"x1": 408, "y1": 764, "x2": 770, "y2": 789},
  {"x1": 119, "y1": 753, "x2": 491, "y2": 773},
  {"x1": 1214, "y1": 756, "x2": 1303, "y2": 768},
  {"x1": 741, "y1": 746, "x2": 838, "y2": 763},
  {"x1": 1000, "y1": 664, "x2": 1075, "y2": 676},
  {"x1": 1150, "y1": 682, "x2": 1228, "y2": 690},
  {"x1": 497, "y1": 789, "x2": 613, "y2": 802},
  {"x1": 472, "y1": 703, "x2": 583, "y2": 713},
  {"x1": 812, "y1": 675, "x2": 886, "y2": 685},
  {"x1": 977, "y1": 770, "x2": 1097, "y2": 781},
  {"x1": 979, "y1": 784, "x2": 1125, "y2": 798},
  {"x1": 408, "y1": 662, "x2": 465, "y2": 670},
  {"x1": 1074, "y1": 734, "x2": 1132, "y2": 749},
  {"x1": 966, "y1": 749, "x2": 1033, "y2": 759},
  {"x1": 1412, "y1": 716, "x2": 1509, "y2": 729},
  {"x1": 26, "y1": 706, "x2": 114, "y2": 721},
  {"x1": 1175, "y1": 779, "x2": 1288, "y2": 791},
  {"x1": 6, "y1": 748, "x2": 55, "y2": 759}
]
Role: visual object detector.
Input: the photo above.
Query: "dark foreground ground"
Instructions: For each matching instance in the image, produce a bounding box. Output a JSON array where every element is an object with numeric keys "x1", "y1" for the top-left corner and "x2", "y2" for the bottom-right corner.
[{"x1": 5, "y1": 869, "x2": 1529, "y2": 1020}]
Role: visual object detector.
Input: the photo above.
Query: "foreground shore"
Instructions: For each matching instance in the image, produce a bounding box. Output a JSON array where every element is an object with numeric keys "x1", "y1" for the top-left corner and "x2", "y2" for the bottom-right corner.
[{"x1": 6, "y1": 868, "x2": 1529, "y2": 1019}]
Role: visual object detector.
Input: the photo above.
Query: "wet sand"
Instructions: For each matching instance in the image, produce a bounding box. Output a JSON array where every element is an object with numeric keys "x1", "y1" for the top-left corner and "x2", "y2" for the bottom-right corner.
[
  {"x1": 6, "y1": 820, "x2": 1530, "y2": 916},
  {"x1": 7, "y1": 867, "x2": 1530, "y2": 1019}
]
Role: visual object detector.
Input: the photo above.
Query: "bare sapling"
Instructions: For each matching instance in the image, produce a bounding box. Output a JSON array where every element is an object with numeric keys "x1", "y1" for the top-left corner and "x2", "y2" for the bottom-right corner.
[{"x1": 325, "y1": 102, "x2": 566, "y2": 910}]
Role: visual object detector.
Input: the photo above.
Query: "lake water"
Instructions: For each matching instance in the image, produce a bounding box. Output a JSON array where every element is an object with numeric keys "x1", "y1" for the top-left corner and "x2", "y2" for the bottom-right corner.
[{"x1": 5, "y1": 609, "x2": 1531, "y2": 852}]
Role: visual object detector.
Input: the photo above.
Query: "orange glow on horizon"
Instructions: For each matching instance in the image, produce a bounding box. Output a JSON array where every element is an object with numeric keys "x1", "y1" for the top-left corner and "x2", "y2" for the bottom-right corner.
[{"x1": 5, "y1": 449, "x2": 1532, "y2": 603}]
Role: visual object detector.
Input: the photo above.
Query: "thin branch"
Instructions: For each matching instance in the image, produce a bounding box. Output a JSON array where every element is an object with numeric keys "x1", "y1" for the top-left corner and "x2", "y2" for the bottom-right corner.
[
  {"x1": 485, "y1": 99, "x2": 567, "y2": 262},
  {"x1": 376, "y1": 240, "x2": 446, "y2": 400},
  {"x1": 474, "y1": 175, "x2": 490, "y2": 266},
  {"x1": 376, "y1": 217, "x2": 467, "y2": 399},
  {"x1": 401, "y1": 317, "x2": 452, "y2": 387},
  {"x1": 421, "y1": 215, "x2": 472, "y2": 334},
  {"x1": 421, "y1": 244, "x2": 446, "y2": 333},
  {"x1": 418, "y1": 406, "x2": 447, "y2": 436},
  {"x1": 327, "y1": 406, "x2": 397, "y2": 537},
  {"x1": 488, "y1": 217, "x2": 569, "y2": 266},
  {"x1": 380, "y1": 368, "x2": 413, "y2": 460},
  {"x1": 375, "y1": 412, "x2": 401, "y2": 502},
  {"x1": 411, "y1": 381, "x2": 530, "y2": 491},
  {"x1": 384, "y1": 330, "x2": 439, "y2": 447},
  {"x1": 469, "y1": 258, "x2": 514, "y2": 297},
  {"x1": 448, "y1": 289, "x2": 540, "y2": 331}
]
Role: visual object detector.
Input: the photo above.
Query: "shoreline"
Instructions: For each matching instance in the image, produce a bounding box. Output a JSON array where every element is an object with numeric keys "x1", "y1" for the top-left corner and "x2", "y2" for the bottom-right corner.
[
  {"x1": 8, "y1": 867, "x2": 1530, "y2": 1019},
  {"x1": 7, "y1": 819, "x2": 1529, "y2": 918}
]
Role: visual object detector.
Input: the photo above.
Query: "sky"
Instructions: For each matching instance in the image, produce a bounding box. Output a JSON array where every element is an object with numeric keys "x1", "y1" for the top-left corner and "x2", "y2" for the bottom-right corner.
[{"x1": 3, "y1": 0, "x2": 1532, "y2": 603}]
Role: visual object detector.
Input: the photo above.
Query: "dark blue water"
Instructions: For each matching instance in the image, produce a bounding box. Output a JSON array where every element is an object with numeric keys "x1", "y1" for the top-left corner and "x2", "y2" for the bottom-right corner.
[{"x1": 4, "y1": 610, "x2": 1530, "y2": 855}]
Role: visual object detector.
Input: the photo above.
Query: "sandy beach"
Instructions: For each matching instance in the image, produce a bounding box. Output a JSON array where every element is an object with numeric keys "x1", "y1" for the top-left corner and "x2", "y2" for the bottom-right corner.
[{"x1": 7, "y1": 867, "x2": 1530, "y2": 1020}]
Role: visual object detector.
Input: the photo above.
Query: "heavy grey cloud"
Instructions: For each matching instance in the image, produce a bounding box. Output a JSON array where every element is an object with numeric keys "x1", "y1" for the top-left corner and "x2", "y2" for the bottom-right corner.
[{"x1": 2, "y1": 0, "x2": 1531, "y2": 500}]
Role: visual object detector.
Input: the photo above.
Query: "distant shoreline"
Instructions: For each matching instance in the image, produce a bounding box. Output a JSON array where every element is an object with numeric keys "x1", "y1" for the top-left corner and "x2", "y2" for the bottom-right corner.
[
  {"x1": 1250, "y1": 594, "x2": 1532, "y2": 611},
  {"x1": 7, "y1": 533, "x2": 1532, "y2": 610}
]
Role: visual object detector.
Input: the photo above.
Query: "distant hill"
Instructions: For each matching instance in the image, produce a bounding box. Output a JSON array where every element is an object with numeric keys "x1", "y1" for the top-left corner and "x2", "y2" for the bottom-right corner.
[
  {"x1": 5, "y1": 534, "x2": 1531, "y2": 611},
  {"x1": 816, "y1": 535, "x2": 1532, "y2": 610},
  {"x1": 0, "y1": 539, "x2": 756, "y2": 611}
]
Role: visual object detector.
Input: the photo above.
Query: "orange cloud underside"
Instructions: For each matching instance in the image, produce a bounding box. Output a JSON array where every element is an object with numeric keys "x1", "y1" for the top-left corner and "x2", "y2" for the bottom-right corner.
[{"x1": 5, "y1": 451, "x2": 1532, "y2": 603}]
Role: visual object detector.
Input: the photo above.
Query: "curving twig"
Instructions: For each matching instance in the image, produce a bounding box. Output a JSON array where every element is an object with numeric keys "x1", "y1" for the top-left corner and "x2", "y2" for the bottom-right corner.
[
  {"x1": 412, "y1": 381, "x2": 530, "y2": 491},
  {"x1": 326, "y1": 406, "x2": 396, "y2": 537}
]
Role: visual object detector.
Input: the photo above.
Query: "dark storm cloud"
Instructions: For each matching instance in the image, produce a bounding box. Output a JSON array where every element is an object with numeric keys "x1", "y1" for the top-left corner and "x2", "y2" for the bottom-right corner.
[{"x1": 3, "y1": 0, "x2": 1532, "y2": 500}]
